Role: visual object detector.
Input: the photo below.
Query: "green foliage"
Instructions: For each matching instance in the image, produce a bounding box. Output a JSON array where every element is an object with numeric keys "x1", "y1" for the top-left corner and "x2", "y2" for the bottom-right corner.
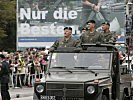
[
  {"x1": 0, "y1": 0, "x2": 16, "y2": 20},
  {"x1": 0, "y1": 0, "x2": 16, "y2": 51}
]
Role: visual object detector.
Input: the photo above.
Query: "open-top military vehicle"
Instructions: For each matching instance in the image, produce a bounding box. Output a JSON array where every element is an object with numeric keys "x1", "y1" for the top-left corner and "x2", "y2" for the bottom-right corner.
[{"x1": 33, "y1": 44, "x2": 132, "y2": 100}]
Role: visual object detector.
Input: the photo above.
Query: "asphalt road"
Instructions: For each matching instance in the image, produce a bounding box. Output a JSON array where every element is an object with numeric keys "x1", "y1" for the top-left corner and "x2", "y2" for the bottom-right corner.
[
  {"x1": 0, "y1": 87, "x2": 33, "y2": 100},
  {"x1": 12, "y1": 96, "x2": 33, "y2": 100}
]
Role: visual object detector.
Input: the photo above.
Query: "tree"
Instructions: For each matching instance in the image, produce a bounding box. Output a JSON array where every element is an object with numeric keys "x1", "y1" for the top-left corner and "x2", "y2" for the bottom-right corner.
[{"x1": 0, "y1": 0, "x2": 16, "y2": 51}]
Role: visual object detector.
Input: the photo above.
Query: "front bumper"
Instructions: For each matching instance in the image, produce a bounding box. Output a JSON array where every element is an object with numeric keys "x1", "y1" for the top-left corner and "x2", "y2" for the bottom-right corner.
[{"x1": 34, "y1": 82, "x2": 100, "y2": 100}]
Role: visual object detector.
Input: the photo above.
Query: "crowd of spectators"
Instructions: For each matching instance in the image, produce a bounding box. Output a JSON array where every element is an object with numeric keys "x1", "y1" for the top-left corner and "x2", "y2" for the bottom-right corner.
[{"x1": 1, "y1": 47, "x2": 49, "y2": 88}]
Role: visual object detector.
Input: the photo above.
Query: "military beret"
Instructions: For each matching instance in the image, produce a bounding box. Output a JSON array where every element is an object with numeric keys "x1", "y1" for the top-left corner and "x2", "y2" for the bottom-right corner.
[
  {"x1": 86, "y1": 20, "x2": 96, "y2": 24},
  {"x1": 82, "y1": 27, "x2": 87, "y2": 30},
  {"x1": 102, "y1": 22, "x2": 110, "y2": 26},
  {"x1": 64, "y1": 27, "x2": 72, "y2": 31}
]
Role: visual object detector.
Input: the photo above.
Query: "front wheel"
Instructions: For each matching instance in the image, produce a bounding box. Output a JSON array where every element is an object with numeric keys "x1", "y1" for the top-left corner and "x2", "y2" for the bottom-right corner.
[
  {"x1": 33, "y1": 93, "x2": 39, "y2": 100},
  {"x1": 122, "y1": 92, "x2": 131, "y2": 100}
]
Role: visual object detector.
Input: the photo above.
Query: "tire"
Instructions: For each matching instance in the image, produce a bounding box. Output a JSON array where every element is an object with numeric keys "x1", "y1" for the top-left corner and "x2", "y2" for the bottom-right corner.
[
  {"x1": 102, "y1": 95, "x2": 108, "y2": 100},
  {"x1": 33, "y1": 93, "x2": 39, "y2": 100},
  {"x1": 122, "y1": 92, "x2": 130, "y2": 100}
]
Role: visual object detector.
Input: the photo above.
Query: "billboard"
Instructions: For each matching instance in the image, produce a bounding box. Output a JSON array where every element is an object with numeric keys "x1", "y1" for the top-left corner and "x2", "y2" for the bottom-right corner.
[{"x1": 17, "y1": 0, "x2": 126, "y2": 49}]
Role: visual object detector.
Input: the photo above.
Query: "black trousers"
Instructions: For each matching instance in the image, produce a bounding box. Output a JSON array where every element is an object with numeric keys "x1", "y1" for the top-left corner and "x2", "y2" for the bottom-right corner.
[{"x1": 1, "y1": 83, "x2": 11, "y2": 100}]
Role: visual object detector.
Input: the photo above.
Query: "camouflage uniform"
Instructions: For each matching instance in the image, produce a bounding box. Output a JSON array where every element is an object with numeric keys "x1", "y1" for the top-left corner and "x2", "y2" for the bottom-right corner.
[
  {"x1": 100, "y1": 31, "x2": 116, "y2": 44},
  {"x1": 50, "y1": 37, "x2": 79, "y2": 50},
  {"x1": 80, "y1": 30, "x2": 102, "y2": 44}
]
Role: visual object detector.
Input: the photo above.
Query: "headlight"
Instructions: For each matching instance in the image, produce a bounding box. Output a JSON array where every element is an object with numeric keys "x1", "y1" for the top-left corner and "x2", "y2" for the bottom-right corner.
[
  {"x1": 87, "y1": 86, "x2": 95, "y2": 94},
  {"x1": 36, "y1": 85, "x2": 44, "y2": 93}
]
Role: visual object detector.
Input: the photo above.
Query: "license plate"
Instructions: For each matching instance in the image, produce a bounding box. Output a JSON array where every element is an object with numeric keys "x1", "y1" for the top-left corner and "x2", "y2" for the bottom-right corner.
[{"x1": 41, "y1": 95, "x2": 56, "y2": 100}]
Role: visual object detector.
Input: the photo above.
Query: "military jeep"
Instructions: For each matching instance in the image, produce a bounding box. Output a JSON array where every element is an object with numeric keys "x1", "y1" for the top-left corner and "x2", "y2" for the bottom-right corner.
[{"x1": 33, "y1": 44, "x2": 132, "y2": 100}]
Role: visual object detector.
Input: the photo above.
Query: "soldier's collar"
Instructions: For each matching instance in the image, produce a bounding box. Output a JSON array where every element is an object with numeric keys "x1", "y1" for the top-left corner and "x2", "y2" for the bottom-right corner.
[
  {"x1": 63, "y1": 37, "x2": 71, "y2": 41},
  {"x1": 89, "y1": 30, "x2": 96, "y2": 33}
]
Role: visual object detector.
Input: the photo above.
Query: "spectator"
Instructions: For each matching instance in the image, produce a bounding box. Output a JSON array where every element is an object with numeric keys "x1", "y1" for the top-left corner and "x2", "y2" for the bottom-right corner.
[{"x1": 0, "y1": 54, "x2": 11, "y2": 100}]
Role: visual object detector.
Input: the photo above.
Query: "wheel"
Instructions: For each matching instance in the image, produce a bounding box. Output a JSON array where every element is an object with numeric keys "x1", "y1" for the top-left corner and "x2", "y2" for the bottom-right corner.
[
  {"x1": 33, "y1": 93, "x2": 39, "y2": 100},
  {"x1": 122, "y1": 92, "x2": 130, "y2": 100},
  {"x1": 102, "y1": 95, "x2": 108, "y2": 100}
]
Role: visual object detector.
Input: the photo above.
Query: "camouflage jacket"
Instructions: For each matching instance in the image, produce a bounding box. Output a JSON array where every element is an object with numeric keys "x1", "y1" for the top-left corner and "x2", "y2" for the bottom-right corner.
[
  {"x1": 80, "y1": 30, "x2": 102, "y2": 44},
  {"x1": 50, "y1": 37, "x2": 80, "y2": 50},
  {"x1": 100, "y1": 31, "x2": 116, "y2": 44}
]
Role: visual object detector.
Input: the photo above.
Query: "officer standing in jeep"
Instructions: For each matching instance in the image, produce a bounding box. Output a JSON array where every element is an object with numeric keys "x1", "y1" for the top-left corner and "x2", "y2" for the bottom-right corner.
[
  {"x1": 80, "y1": 20, "x2": 102, "y2": 44},
  {"x1": 100, "y1": 22, "x2": 116, "y2": 44},
  {"x1": 50, "y1": 27, "x2": 79, "y2": 51}
]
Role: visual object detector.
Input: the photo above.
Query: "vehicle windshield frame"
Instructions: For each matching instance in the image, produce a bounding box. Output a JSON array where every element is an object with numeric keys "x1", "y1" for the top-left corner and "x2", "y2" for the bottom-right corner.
[{"x1": 48, "y1": 51, "x2": 113, "y2": 71}]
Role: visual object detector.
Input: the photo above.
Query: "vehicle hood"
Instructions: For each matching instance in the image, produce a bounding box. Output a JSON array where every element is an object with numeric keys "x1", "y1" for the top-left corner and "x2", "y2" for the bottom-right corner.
[{"x1": 45, "y1": 72, "x2": 110, "y2": 83}]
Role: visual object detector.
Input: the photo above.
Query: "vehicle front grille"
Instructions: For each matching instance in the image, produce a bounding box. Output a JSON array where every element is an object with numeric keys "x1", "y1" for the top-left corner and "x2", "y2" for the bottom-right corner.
[{"x1": 46, "y1": 83, "x2": 84, "y2": 99}]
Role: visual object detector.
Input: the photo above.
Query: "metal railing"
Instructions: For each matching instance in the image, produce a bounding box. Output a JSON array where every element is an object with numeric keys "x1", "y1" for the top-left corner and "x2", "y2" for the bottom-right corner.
[{"x1": 10, "y1": 70, "x2": 45, "y2": 88}]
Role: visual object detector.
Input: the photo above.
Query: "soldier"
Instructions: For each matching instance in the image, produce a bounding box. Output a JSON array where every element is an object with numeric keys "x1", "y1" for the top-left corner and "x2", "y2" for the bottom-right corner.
[
  {"x1": 80, "y1": 20, "x2": 102, "y2": 44},
  {"x1": 50, "y1": 27, "x2": 79, "y2": 51},
  {"x1": 100, "y1": 22, "x2": 116, "y2": 44}
]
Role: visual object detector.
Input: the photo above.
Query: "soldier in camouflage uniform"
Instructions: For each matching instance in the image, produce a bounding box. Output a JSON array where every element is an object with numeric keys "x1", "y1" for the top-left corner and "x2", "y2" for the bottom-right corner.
[
  {"x1": 100, "y1": 22, "x2": 116, "y2": 44},
  {"x1": 80, "y1": 20, "x2": 102, "y2": 44},
  {"x1": 50, "y1": 27, "x2": 79, "y2": 51}
]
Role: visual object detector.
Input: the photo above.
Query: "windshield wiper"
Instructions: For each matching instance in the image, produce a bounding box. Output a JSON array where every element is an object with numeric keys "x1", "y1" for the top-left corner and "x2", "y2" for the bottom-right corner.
[
  {"x1": 74, "y1": 67, "x2": 88, "y2": 69},
  {"x1": 52, "y1": 67, "x2": 72, "y2": 73},
  {"x1": 74, "y1": 67, "x2": 97, "y2": 74}
]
